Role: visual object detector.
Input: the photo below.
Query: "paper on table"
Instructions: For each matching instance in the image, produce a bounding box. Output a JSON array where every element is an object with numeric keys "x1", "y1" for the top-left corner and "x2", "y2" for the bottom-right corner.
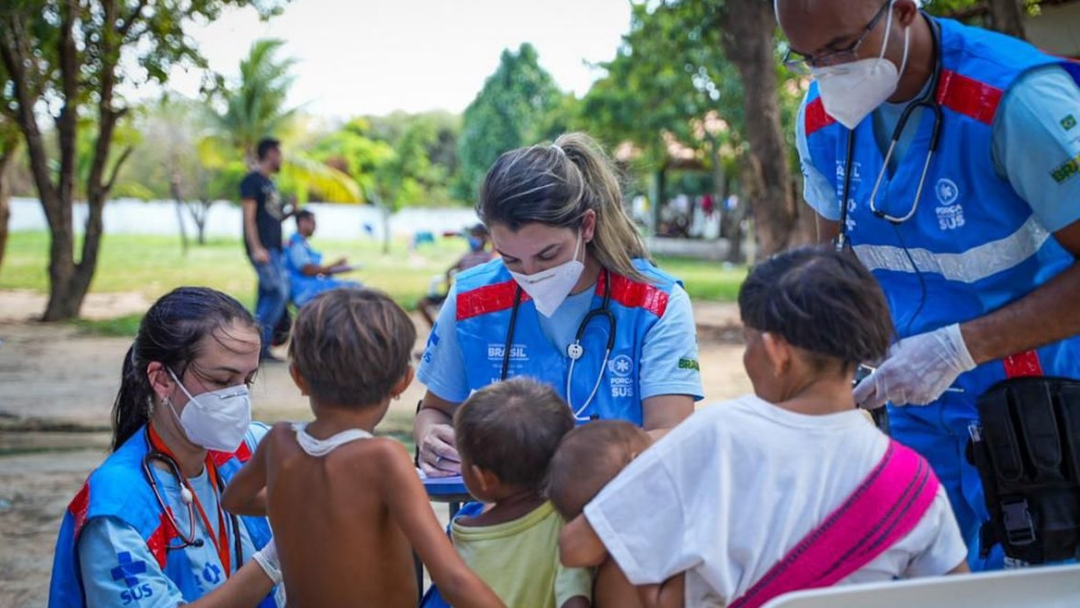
[{"x1": 416, "y1": 468, "x2": 465, "y2": 485}]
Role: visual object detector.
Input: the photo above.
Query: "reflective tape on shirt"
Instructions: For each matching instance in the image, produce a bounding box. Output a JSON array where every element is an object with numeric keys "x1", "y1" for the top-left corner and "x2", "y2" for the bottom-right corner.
[{"x1": 852, "y1": 215, "x2": 1051, "y2": 283}]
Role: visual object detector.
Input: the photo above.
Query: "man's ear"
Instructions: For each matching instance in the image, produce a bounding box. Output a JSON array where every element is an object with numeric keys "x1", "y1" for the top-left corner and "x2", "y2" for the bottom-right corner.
[
  {"x1": 391, "y1": 367, "x2": 416, "y2": 400},
  {"x1": 895, "y1": 0, "x2": 920, "y2": 27},
  {"x1": 146, "y1": 361, "x2": 174, "y2": 402},
  {"x1": 762, "y1": 332, "x2": 793, "y2": 377},
  {"x1": 289, "y1": 362, "x2": 309, "y2": 396}
]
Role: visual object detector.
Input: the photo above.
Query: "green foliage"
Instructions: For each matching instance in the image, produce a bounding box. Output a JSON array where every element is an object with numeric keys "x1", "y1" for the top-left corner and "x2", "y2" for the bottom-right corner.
[
  {"x1": 310, "y1": 111, "x2": 464, "y2": 210},
  {"x1": 580, "y1": 1, "x2": 804, "y2": 192},
  {"x1": 453, "y1": 43, "x2": 563, "y2": 200},
  {"x1": 921, "y1": 0, "x2": 1046, "y2": 21},
  {"x1": 310, "y1": 118, "x2": 395, "y2": 201},
  {"x1": 74, "y1": 314, "x2": 144, "y2": 337},
  {"x1": 0, "y1": 0, "x2": 289, "y2": 320},
  {"x1": 210, "y1": 38, "x2": 298, "y2": 162},
  {"x1": 207, "y1": 39, "x2": 360, "y2": 203},
  {"x1": 582, "y1": 2, "x2": 741, "y2": 165},
  {"x1": 1, "y1": 232, "x2": 746, "y2": 311}
]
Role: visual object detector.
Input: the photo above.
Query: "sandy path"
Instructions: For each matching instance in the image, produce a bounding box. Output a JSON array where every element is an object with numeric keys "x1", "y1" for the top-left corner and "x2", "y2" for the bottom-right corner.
[{"x1": 0, "y1": 291, "x2": 749, "y2": 608}]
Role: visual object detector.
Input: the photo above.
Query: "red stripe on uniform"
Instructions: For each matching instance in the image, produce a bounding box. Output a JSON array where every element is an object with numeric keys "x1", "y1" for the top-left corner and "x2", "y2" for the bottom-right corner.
[
  {"x1": 936, "y1": 70, "x2": 1003, "y2": 125},
  {"x1": 146, "y1": 512, "x2": 178, "y2": 569},
  {"x1": 456, "y1": 280, "x2": 529, "y2": 321},
  {"x1": 210, "y1": 441, "x2": 252, "y2": 468},
  {"x1": 600, "y1": 273, "x2": 669, "y2": 317},
  {"x1": 1004, "y1": 350, "x2": 1044, "y2": 378},
  {"x1": 69, "y1": 483, "x2": 91, "y2": 535},
  {"x1": 804, "y1": 98, "x2": 835, "y2": 136}
]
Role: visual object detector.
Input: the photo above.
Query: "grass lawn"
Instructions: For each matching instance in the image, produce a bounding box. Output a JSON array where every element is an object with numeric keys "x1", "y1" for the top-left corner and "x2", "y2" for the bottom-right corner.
[{"x1": 1, "y1": 231, "x2": 745, "y2": 335}]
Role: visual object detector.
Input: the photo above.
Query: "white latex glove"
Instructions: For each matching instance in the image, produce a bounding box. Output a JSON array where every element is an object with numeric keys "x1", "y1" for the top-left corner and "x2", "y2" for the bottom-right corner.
[
  {"x1": 854, "y1": 323, "x2": 976, "y2": 409},
  {"x1": 252, "y1": 538, "x2": 283, "y2": 585}
]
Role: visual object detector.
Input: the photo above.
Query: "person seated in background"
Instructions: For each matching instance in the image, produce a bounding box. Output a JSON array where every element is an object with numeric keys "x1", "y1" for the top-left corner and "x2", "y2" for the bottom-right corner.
[
  {"x1": 559, "y1": 247, "x2": 970, "y2": 608},
  {"x1": 423, "y1": 378, "x2": 592, "y2": 608},
  {"x1": 222, "y1": 288, "x2": 504, "y2": 608},
  {"x1": 284, "y1": 209, "x2": 361, "y2": 307},
  {"x1": 418, "y1": 223, "x2": 495, "y2": 326},
  {"x1": 546, "y1": 421, "x2": 664, "y2": 608}
]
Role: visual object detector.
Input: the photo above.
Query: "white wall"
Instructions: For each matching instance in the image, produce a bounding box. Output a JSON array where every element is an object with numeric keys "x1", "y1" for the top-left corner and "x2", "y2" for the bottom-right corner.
[{"x1": 8, "y1": 198, "x2": 480, "y2": 241}]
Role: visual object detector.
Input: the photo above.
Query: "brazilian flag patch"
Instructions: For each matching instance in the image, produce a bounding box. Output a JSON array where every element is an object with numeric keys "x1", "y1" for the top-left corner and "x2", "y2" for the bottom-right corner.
[
  {"x1": 678, "y1": 358, "x2": 700, "y2": 371},
  {"x1": 1063, "y1": 114, "x2": 1077, "y2": 131}
]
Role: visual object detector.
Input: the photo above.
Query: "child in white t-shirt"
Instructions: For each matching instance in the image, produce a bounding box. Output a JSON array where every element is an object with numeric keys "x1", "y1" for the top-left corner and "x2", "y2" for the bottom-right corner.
[{"x1": 559, "y1": 247, "x2": 969, "y2": 608}]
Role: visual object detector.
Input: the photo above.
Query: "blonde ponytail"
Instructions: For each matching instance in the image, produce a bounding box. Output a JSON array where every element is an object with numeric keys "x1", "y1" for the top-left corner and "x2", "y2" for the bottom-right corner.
[
  {"x1": 478, "y1": 132, "x2": 651, "y2": 283},
  {"x1": 554, "y1": 133, "x2": 650, "y2": 282}
]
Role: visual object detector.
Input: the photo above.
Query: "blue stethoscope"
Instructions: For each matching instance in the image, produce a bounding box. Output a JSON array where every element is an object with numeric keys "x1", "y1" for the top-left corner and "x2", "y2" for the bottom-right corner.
[
  {"x1": 836, "y1": 15, "x2": 944, "y2": 249},
  {"x1": 501, "y1": 270, "x2": 617, "y2": 421}
]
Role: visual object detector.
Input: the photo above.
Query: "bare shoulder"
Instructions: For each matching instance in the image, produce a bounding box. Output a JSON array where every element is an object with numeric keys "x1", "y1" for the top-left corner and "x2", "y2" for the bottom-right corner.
[
  {"x1": 267, "y1": 421, "x2": 296, "y2": 444},
  {"x1": 262, "y1": 421, "x2": 301, "y2": 459},
  {"x1": 353, "y1": 436, "x2": 412, "y2": 463},
  {"x1": 335, "y1": 437, "x2": 416, "y2": 480}
]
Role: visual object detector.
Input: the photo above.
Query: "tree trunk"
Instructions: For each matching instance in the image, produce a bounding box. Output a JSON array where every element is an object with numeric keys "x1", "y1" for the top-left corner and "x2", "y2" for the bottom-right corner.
[
  {"x1": 0, "y1": 150, "x2": 13, "y2": 271},
  {"x1": 194, "y1": 199, "x2": 212, "y2": 245},
  {"x1": 1, "y1": 2, "x2": 126, "y2": 321},
  {"x1": 651, "y1": 168, "x2": 666, "y2": 235},
  {"x1": 988, "y1": 0, "x2": 1026, "y2": 40},
  {"x1": 718, "y1": 0, "x2": 797, "y2": 259},
  {"x1": 381, "y1": 204, "x2": 392, "y2": 255},
  {"x1": 170, "y1": 174, "x2": 190, "y2": 255}
]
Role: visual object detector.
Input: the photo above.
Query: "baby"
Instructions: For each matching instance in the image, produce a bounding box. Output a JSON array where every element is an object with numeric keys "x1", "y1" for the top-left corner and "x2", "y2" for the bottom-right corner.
[{"x1": 546, "y1": 421, "x2": 678, "y2": 608}]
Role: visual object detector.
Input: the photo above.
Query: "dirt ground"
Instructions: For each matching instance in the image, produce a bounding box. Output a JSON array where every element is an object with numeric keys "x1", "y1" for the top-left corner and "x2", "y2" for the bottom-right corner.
[{"x1": 0, "y1": 291, "x2": 750, "y2": 608}]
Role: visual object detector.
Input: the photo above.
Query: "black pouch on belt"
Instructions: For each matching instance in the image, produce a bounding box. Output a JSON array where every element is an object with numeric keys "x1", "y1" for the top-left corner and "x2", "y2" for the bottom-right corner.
[{"x1": 967, "y1": 377, "x2": 1080, "y2": 563}]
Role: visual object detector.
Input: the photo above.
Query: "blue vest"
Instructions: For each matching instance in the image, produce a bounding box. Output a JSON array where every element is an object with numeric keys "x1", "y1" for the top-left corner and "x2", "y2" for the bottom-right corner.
[
  {"x1": 285, "y1": 233, "x2": 323, "y2": 304},
  {"x1": 804, "y1": 16, "x2": 1080, "y2": 397},
  {"x1": 454, "y1": 258, "x2": 679, "y2": 425},
  {"x1": 48, "y1": 425, "x2": 280, "y2": 608}
]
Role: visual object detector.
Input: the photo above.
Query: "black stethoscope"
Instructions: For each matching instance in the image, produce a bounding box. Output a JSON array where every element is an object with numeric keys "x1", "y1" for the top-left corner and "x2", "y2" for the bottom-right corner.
[
  {"x1": 501, "y1": 270, "x2": 617, "y2": 420},
  {"x1": 837, "y1": 15, "x2": 944, "y2": 250},
  {"x1": 141, "y1": 430, "x2": 243, "y2": 571}
]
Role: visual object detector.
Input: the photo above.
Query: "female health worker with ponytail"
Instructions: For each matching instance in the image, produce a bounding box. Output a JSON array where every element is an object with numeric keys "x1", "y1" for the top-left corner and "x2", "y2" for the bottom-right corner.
[
  {"x1": 49, "y1": 287, "x2": 284, "y2": 608},
  {"x1": 415, "y1": 132, "x2": 704, "y2": 477}
]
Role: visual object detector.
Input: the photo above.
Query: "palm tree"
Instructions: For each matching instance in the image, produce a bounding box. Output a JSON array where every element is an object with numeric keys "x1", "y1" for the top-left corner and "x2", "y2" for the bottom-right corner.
[
  {"x1": 210, "y1": 38, "x2": 360, "y2": 203},
  {"x1": 214, "y1": 39, "x2": 298, "y2": 166}
]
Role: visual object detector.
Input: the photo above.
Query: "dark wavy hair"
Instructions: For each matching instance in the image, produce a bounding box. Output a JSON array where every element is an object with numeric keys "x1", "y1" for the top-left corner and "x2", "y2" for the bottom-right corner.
[
  {"x1": 455, "y1": 378, "x2": 575, "y2": 489},
  {"x1": 288, "y1": 287, "x2": 416, "y2": 408},
  {"x1": 738, "y1": 247, "x2": 893, "y2": 372},
  {"x1": 111, "y1": 287, "x2": 257, "y2": 451}
]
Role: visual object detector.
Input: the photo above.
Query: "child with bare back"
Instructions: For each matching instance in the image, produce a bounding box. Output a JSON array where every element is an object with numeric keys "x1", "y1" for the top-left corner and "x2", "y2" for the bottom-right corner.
[
  {"x1": 545, "y1": 421, "x2": 682, "y2": 608},
  {"x1": 222, "y1": 288, "x2": 503, "y2": 608}
]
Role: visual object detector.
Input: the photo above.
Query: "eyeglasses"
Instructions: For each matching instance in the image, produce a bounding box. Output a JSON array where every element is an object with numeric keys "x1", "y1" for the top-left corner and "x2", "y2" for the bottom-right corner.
[{"x1": 783, "y1": 0, "x2": 892, "y2": 74}]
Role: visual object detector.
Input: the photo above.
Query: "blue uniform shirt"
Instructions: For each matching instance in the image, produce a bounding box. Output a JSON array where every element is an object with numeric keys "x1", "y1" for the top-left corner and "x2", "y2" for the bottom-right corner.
[
  {"x1": 284, "y1": 233, "x2": 360, "y2": 306},
  {"x1": 798, "y1": 65, "x2": 1080, "y2": 233},
  {"x1": 77, "y1": 468, "x2": 256, "y2": 608},
  {"x1": 418, "y1": 274, "x2": 703, "y2": 408}
]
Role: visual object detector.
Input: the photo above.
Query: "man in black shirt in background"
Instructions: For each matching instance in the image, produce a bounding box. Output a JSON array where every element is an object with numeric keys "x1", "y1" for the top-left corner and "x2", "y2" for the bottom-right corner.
[{"x1": 241, "y1": 137, "x2": 293, "y2": 361}]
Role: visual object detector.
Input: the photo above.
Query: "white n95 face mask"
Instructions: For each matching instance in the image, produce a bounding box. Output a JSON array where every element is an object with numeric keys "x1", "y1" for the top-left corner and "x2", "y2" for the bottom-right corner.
[
  {"x1": 509, "y1": 233, "x2": 585, "y2": 317},
  {"x1": 168, "y1": 368, "x2": 252, "y2": 452},
  {"x1": 811, "y1": 6, "x2": 911, "y2": 130}
]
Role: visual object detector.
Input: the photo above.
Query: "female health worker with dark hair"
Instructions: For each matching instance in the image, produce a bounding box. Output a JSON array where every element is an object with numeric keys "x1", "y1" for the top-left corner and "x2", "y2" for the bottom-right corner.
[
  {"x1": 415, "y1": 132, "x2": 704, "y2": 477},
  {"x1": 49, "y1": 287, "x2": 284, "y2": 608}
]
